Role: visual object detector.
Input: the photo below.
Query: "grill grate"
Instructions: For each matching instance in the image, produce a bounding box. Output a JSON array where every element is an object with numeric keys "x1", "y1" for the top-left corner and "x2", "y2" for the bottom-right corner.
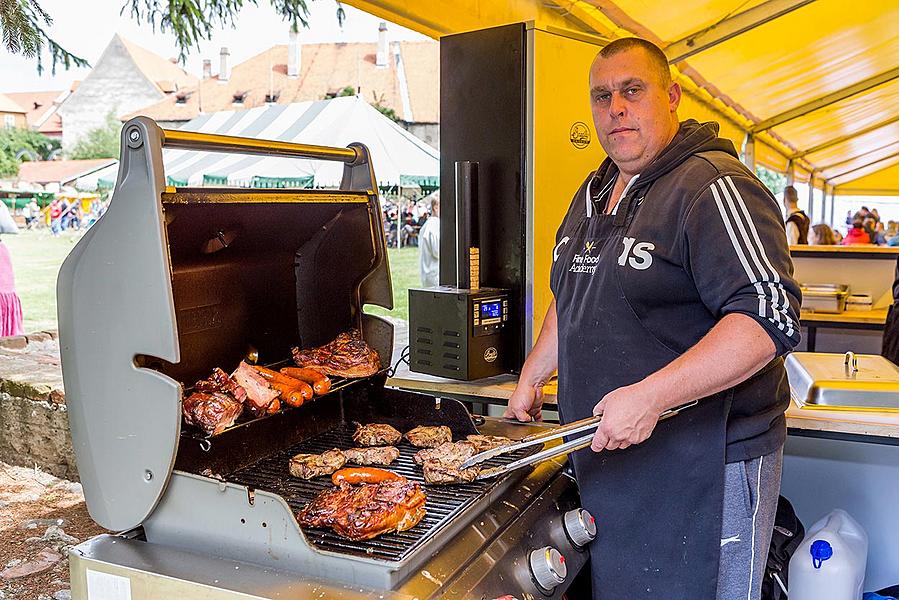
[{"x1": 226, "y1": 423, "x2": 537, "y2": 563}]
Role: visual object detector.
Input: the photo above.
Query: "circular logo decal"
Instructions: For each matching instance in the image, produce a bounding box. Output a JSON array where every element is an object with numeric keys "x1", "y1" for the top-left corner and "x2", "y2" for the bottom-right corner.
[
  {"x1": 484, "y1": 347, "x2": 498, "y2": 363},
  {"x1": 570, "y1": 122, "x2": 591, "y2": 149}
]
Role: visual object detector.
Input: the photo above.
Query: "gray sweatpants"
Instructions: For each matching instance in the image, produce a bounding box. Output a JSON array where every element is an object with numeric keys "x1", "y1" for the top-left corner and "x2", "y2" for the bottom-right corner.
[{"x1": 716, "y1": 447, "x2": 784, "y2": 600}]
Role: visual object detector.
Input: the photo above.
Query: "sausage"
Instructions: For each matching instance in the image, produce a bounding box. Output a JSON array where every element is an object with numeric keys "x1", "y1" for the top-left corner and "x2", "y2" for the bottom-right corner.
[
  {"x1": 266, "y1": 397, "x2": 281, "y2": 414},
  {"x1": 280, "y1": 367, "x2": 331, "y2": 396},
  {"x1": 268, "y1": 381, "x2": 311, "y2": 406},
  {"x1": 251, "y1": 365, "x2": 303, "y2": 386},
  {"x1": 331, "y1": 468, "x2": 402, "y2": 486}
]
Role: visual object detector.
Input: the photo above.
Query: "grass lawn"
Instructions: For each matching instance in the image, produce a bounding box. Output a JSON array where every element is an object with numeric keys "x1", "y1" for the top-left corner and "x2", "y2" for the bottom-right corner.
[{"x1": 4, "y1": 229, "x2": 422, "y2": 333}]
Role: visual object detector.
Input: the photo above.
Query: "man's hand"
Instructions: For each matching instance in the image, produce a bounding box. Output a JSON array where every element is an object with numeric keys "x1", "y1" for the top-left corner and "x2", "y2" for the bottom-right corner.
[
  {"x1": 503, "y1": 381, "x2": 545, "y2": 422},
  {"x1": 591, "y1": 384, "x2": 662, "y2": 452}
]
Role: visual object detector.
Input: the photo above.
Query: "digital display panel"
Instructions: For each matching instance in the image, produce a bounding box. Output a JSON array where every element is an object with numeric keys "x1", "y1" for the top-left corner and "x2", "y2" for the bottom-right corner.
[{"x1": 481, "y1": 301, "x2": 502, "y2": 319}]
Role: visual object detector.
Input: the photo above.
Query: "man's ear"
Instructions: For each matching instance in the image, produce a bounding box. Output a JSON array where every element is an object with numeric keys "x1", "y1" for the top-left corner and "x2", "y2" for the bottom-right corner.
[{"x1": 668, "y1": 81, "x2": 682, "y2": 111}]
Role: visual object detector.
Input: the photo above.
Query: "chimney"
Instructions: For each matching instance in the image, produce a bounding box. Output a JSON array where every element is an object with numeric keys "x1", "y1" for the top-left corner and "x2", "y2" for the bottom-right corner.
[
  {"x1": 202, "y1": 59, "x2": 212, "y2": 80},
  {"x1": 288, "y1": 26, "x2": 301, "y2": 78},
  {"x1": 219, "y1": 47, "x2": 230, "y2": 83},
  {"x1": 376, "y1": 22, "x2": 388, "y2": 68}
]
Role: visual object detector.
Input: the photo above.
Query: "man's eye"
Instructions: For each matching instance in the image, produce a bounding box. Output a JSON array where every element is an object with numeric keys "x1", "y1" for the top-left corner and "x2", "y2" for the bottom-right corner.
[
  {"x1": 594, "y1": 93, "x2": 611, "y2": 103},
  {"x1": 626, "y1": 87, "x2": 641, "y2": 96}
]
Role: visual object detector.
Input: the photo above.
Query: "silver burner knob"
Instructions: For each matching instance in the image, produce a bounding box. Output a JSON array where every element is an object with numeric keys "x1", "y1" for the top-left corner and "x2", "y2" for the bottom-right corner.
[
  {"x1": 529, "y1": 546, "x2": 567, "y2": 590},
  {"x1": 563, "y1": 508, "x2": 597, "y2": 547}
]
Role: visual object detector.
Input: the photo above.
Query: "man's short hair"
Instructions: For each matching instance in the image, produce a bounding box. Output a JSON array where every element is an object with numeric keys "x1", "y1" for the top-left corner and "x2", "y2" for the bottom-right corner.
[
  {"x1": 430, "y1": 196, "x2": 439, "y2": 213},
  {"x1": 783, "y1": 185, "x2": 799, "y2": 204},
  {"x1": 597, "y1": 37, "x2": 671, "y2": 86}
]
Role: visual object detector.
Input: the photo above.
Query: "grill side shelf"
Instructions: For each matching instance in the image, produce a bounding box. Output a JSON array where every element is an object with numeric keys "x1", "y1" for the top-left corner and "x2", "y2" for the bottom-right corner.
[{"x1": 225, "y1": 424, "x2": 540, "y2": 564}]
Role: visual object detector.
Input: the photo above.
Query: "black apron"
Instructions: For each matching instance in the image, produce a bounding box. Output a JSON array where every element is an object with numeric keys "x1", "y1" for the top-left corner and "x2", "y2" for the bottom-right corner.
[{"x1": 551, "y1": 179, "x2": 730, "y2": 599}]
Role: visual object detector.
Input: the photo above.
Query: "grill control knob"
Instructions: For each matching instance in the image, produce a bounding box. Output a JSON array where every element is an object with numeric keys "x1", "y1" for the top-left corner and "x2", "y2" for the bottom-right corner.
[
  {"x1": 563, "y1": 508, "x2": 597, "y2": 547},
  {"x1": 529, "y1": 546, "x2": 567, "y2": 590}
]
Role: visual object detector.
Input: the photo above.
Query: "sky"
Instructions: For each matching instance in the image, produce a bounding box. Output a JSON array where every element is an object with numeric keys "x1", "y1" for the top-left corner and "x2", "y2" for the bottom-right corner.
[{"x1": 0, "y1": 0, "x2": 430, "y2": 93}]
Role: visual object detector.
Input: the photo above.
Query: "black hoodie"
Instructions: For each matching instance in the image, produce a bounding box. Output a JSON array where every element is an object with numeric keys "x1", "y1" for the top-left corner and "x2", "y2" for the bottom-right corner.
[{"x1": 555, "y1": 119, "x2": 802, "y2": 462}]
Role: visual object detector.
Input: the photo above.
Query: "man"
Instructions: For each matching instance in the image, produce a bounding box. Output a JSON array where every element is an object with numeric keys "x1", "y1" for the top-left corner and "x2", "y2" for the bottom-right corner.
[
  {"x1": 418, "y1": 194, "x2": 440, "y2": 287},
  {"x1": 505, "y1": 38, "x2": 801, "y2": 599},
  {"x1": 783, "y1": 185, "x2": 809, "y2": 244}
]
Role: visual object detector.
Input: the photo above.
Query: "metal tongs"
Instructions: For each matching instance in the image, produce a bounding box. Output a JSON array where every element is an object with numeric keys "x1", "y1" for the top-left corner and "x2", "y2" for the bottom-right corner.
[{"x1": 464, "y1": 400, "x2": 698, "y2": 480}]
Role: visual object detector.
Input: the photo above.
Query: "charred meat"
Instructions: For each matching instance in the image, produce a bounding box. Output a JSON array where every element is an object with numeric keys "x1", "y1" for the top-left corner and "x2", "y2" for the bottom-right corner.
[
  {"x1": 352, "y1": 423, "x2": 402, "y2": 447},
  {"x1": 342, "y1": 446, "x2": 400, "y2": 466},
  {"x1": 194, "y1": 367, "x2": 247, "y2": 403},
  {"x1": 413, "y1": 441, "x2": 476, "y2": 466},
  {"x1": 231, "y1": 361, "x2": 279, "y2": 416},
  {"x1": 405, "y1": 425, "x2": 453, "y2": 448},
  {"x1": 289, "y1": 449, "x2": 347, "y2": 480},
  {"x1": 182, "y1": 392, "x2": 243, "y2": 436},
  {"x1": 466, "y1": 434, "x2": 513, "y2": 453},
  {"x1": 422, "y1": 459, "x2": 479, "y2": 485},
  {"x1": 291, "y1": 329, "x2": 381, "y2": 378},
  {"x1": 296, "y1": 478, "x2": 427, "y2": 540}
]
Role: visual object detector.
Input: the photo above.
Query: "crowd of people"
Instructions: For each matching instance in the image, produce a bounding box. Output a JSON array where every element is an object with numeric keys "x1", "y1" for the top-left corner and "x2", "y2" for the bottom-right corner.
[
  {"x1": 782, "y1": 186, "x2": 898, "y2": 246},
  {"x1": 382, "y1": 193, "x2": 438, "y2": 249}
]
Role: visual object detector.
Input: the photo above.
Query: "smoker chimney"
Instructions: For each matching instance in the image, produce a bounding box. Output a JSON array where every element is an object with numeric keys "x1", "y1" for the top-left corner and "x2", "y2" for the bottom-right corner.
[
  {"x1": 202, "y1": 59, "x2": 212, "y2": 80},
  {"x1": 219, "y1": 47, "x2": 230, "y2": 83},
  {"x1": 288, "y1": 27, "x2": 300, "y2": 78},
  {"x1": 376, "y1": 22, "x2": 388, "y2": 68}
]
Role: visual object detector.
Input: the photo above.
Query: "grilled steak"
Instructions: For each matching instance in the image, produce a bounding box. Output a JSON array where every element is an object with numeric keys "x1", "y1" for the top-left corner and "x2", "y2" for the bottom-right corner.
[
  {"x1": 297, "y1": 478, "x2": 427, "y2": 540},
  {"x1": 231, "y1": 361, "x2": 279, "y2": 416},
  {"x1": 352, "y1": 423, "x2": 402, "y2": 447},
  {"x1": 182, "y1": 392, "x2": 243, "y2": 436},
  {"x1": 405, "y1": 425, "x2": 453, "y2": 448},
  {"x1": 291, "y1": 329, "x2": 381, "y2": 378},
  {"x1": 466, "y1": 434, "x2": 513, "y2": 453},
  {"x1": 342, "y1": 446, "x2": 400, "y2": 466},
  {"x1": 422, "y1": 459, "x2": 480, "y2": 485},
  {"x1": 194, "y1": 367, "x2": 247, "y2": 403},
  {"x1": 413, "y1": 441, "x2": 476, "y2": 466},
  {"x1": 289, "y1": 449, "x2": 347, "y2": 479}
]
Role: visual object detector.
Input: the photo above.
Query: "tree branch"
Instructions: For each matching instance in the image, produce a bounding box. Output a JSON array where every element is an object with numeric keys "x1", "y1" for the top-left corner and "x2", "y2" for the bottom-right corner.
[{"x1": 0, "y1": 0, "x2": 89, "y2": 74}]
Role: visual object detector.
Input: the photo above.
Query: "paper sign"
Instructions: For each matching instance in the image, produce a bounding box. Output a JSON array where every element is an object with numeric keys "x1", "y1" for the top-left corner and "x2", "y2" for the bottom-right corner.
[{"x1": 86, "y1": 569, "x2": 132, "y2": 600}]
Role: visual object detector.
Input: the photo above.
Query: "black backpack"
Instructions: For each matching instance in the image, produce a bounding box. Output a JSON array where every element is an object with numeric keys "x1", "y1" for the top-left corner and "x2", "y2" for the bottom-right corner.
[{"x1": 762, "y1": 496, "x2": 805, "y2": 600}]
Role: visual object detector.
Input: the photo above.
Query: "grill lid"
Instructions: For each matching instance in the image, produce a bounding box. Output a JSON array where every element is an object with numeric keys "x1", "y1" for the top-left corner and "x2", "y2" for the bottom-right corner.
[{"x1": 58, "y1": 118, "x2": 392, "y2": 530}]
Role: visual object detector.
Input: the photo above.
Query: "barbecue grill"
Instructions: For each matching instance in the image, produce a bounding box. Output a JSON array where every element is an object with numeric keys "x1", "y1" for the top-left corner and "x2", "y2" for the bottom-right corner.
[{"x1": 58, "y1": 117, "x2": 591, "y2": 599}]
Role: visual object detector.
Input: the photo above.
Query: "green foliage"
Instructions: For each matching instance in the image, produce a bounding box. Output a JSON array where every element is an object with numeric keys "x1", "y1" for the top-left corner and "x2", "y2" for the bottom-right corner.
[
  {"x1": 756, "y1": 165, "x2": 787, "y2": 197},
  {"x1": 336, "y1": 86, "x2": 356, "y2": 97},
  {"x1": 0, "y1": 128, "x2": 61, "y2": 177},
  {"x1": 68, "y1": 113, "x2": 122, "y2": 160},
  {"x1": 374, "y1": 104, "x2": 399, "y2": 122},
  {"x1": 0, "y1": 0, "x2": 89, "y2": 73},
  {"x1": 0, "y1": 151, "x2": 18, "y2": 178}
]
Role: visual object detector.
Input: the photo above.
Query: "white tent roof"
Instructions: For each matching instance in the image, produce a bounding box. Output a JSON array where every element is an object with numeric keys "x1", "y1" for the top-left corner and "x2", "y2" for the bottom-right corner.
[{"x1": 79, "y1": 96, "x2": 439, "y2": 189}]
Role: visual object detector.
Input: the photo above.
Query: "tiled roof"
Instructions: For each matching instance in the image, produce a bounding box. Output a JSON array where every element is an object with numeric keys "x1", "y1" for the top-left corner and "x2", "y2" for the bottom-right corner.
[
  {"x1": 0, "y1": 93, "x2": 27, "y2": 115},
  {"x1": 118, "y1": 35, "x2": 198, "y2": 93},
  {"x1": 125, "y1": 40, "x2": 438, "y2": 124},
  {"x1": 3, "y1": 91, "x2": 65, "y2": 134},
  {"x1": 16, "y1": 159, "x2": 117, "y2": 186}
]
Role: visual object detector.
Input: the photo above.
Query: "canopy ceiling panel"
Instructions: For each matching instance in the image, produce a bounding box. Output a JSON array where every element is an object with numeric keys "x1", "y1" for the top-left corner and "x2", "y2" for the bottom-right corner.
[
  {"x1": 803, "y1": 121, "x2": 899, "y2": 168},
  {"x1": 816, "y1": 140, "x2": 899, "y2": 179},
  {"x1": 619, "y1": 0, "x2": 769, "y2": 43},
  {"x1": 836, "y1": 162, "x2": 899, "y2": 196},
  {"x1": 830, "y1": 154, "x2": 899, "y2": 187}
]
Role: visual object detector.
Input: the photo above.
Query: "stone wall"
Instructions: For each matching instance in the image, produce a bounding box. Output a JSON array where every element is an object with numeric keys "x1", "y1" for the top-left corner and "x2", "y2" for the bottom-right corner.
[{"x1": 0, "y1": 332, "x2": 77, "y2": 480}]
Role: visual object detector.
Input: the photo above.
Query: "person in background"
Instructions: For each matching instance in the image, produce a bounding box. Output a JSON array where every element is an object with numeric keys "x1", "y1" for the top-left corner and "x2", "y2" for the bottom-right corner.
[
  {"x1": 0, "y1": 204, "x2": 24, "y2": 337},
  {"x1": 808, "y1": 223, "x2": 837, "y2": 245},
  {"x1": 864, "y1": 216, "x2": 886, "y2": 245},
  {"x1": 783, "y1": 185, "x2": 809, "y2": 245},
  {"x1": 49, "y1": 199, "x2": 62, "y2": 236},
  {"x1": 418, "y1": 194, "x2": 440, "y2": 287},
  {"x1": 25, "y1": 200, "x2": 40, "y2": 229},
  {"x1": 842, "y1": 219, "x2": 872, "y2": 245}
]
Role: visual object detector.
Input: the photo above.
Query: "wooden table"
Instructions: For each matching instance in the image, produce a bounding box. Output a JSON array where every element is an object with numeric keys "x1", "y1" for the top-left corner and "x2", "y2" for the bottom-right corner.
[{"x1": 800, "y1": 307, "x2": 888, "y2": 351}]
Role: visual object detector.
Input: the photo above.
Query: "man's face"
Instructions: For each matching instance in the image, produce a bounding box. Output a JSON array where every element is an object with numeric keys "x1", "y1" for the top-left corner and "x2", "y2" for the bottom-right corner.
[{"x1": 589, "y1": 48, "x2": 680, "y2": 175}]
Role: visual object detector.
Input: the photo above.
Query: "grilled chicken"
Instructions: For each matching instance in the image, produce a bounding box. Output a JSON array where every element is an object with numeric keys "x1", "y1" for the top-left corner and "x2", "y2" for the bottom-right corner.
[
  {"x1": 289, "y1": 449, "x2": 347, "y2": 479},
  {"x1": 291, "y1": 329, "x2": 381, "y2": 378},
  {"x1": 413, "y1": 441, "x2": 476, "y2": 466},
  {"x1": 352, "y1": 423, "x2": 402, "y2": 447},
  {"x1": 465, "y1": 434, "x2": 513, "y2": 453},
  {"x1": 194, "y1": 367, "x2": 247, "y2": 404},
  {"x1": 342, "y1": 446, "x2": 400, "y2": 466},
  {"x1": 422, "y1": 459, "x2": 479, "y2": 485},
  {"x1": 297, "y1": 478, "x2": 427, "y2": 540},
  {"x1": 231, "y1": 361, "x2": 279, "y2": 416},
  {"x1": 182, "y1": 392, "x2": 243, "y2": 436},
  {"x1": 405, "y1": 425, "x2": 453, "y2": 448}
]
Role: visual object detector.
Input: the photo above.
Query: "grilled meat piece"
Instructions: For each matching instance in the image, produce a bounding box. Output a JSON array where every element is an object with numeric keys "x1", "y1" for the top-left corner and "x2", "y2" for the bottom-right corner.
[
  {"x1": 405, "y1": 425, "x2": 453, "y2": 448},
  {"x1": 352, "y1": 423, "x2": 402, "y2": 447},
  {"x1": 297, "y1": 478, "x2": 427, "y2": 540},
  {"x1": 422, "y1": 459, "x2": 480, "y2": 485},
  {"x1": 182, "y1": 392, "x2": 243, "y2": 436},
  {"x1": 291, "y1": 329, "x2": 381, "y2": 378},
  {"x1": 289, "y1": 449, "x2": 347, "y2": 479},
  {"x1": 413, "y1": 441, "x2": 476, "y2": 466},
  {"x1": 466, "y1": 434, "x2": 513, "y2": 453},
  {"x1": 231, "y1": 361, "x2": 279, "y2": 417},
  {"x1": 194, "y1": 367, "x2": 247, "y2": 403},
  {"x1": 342, "y1": 446, "x2": 400, "y2": 466}
]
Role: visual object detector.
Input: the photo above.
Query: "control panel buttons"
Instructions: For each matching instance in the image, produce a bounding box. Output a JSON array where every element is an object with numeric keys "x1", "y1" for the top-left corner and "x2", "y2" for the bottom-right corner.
[
  {"x1": 528, "y1": 546, "x2": 567, "y2": 590},
  {"x1": 563, "y1": 509, "x2": 596, "y2": 548}
]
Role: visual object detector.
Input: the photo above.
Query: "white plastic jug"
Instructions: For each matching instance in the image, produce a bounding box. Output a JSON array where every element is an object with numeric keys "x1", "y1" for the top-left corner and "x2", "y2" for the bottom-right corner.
[{"x1": 788, "y1": 509, "x2": 868, "y2": 600}]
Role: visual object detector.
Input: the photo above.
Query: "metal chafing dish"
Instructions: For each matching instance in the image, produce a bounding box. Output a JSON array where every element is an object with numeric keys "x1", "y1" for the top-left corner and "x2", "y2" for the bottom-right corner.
[
  {"x1": 799, "y1": 283, "x2": 850, "y2": 313},
  {"x1": 786, "y1": 351, "x2": 899, "y2": 409},
  {"x1": 58, "y1": 118, "x2": 592, "y2": 599}
]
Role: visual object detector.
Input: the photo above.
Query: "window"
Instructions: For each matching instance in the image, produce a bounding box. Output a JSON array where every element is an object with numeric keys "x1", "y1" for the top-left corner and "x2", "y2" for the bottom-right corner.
[
  {"x1": 232, "y1": 91, "x2": 247, "y2": 105},
  {"x1": 4, "y1": 115, "x2": 14, "y2": 129},
  {"x1": 264, "y1": 91, "x2": 280, "y2": 104}
]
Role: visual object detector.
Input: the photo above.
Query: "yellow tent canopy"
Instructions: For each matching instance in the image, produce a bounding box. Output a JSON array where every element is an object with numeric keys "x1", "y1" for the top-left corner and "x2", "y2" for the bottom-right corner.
[{"x1": 345, "y1": 0, "x2": 899, "y2": 196}]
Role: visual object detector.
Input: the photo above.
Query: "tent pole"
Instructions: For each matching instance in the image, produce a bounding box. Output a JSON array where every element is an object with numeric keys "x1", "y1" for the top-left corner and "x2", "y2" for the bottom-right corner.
[
  {"x1": 807, "y1": 170, "x2": 816, "y2": 222},
  {"x1": 828, "y1": 184, "x2": 835, "y2": 227}
]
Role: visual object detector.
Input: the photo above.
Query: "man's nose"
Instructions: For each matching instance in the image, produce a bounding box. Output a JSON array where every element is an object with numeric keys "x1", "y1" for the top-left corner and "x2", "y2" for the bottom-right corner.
[{"x1": 609, "y1": 92, "x2": 626, "y2": 118}]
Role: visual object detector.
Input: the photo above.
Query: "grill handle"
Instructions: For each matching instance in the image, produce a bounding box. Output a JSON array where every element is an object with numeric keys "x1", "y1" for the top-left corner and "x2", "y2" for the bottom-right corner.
[{"x1": 160, "y1": 128, "x2": 360, "y2": 163}]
